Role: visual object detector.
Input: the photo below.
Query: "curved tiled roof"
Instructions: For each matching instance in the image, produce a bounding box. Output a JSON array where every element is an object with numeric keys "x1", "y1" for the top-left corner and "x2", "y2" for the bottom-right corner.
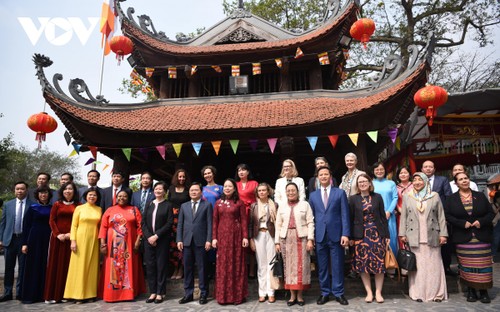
[{"x1": 121, "y1": 1, "x2": 357, "y2": 57}]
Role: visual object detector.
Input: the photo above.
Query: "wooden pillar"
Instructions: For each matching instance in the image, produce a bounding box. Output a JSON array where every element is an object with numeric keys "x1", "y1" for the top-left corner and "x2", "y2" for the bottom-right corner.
[
  {"x1": 309, "y1": 62, "x2": 322, "y2": 89},
  {"x1": 159, "y1": 73, "x2": 168, "y2": 99},
  {"x1": 280, "y1": 59, "x2": 290, "y2": 91}
]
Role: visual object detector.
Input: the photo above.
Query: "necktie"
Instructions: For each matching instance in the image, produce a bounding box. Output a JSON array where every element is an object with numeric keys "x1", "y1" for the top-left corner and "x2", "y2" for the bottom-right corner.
[
  {"x1": 323, "y1": 188, "x2": 328, "y2": 209},
  {"x1": 192, "y1": 201, "x2": 197, "y2": 216},
  {"x1": 15, "y1": 200, "x2": 23, "y2": 233},
  {"x1": 140, "y1": 190, "x2": 147, "y2": 212},
  {"x1": 113, "y1": 188, "x2": 118, "y2": 205}
]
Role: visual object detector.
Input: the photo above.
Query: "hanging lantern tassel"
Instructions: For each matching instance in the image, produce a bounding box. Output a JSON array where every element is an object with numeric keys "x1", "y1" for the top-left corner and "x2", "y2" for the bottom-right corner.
[
  {"x1": 27, "y1": 112, "x2": 58, "y2": 148},
  {"x1": 109, "y1": 35, "x2": 134, "y2": 65},
  {"x1": 425, "y1": 106, "x2": 436, "y2": 126},
  {"x1": 350, "y1": 18, "x2": 376, "y2": 50}
]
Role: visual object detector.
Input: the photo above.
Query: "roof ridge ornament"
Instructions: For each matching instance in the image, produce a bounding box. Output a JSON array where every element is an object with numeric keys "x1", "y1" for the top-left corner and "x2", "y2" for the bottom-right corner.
[
  {"x1": 322, "y1": 0, "x2": 342, "y2": 23},
  {"x1": 230, "y1": 0, "x2": 252, "y2": 19}
]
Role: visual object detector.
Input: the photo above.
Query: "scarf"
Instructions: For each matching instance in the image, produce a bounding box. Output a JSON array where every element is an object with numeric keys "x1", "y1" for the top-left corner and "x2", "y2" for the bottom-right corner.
[
  {"x1": 258, "y1": 198, "x2": 276, "y2": 223},
  {"x1": 409, "y1": 172, "x2": 435, "y2": 212}
]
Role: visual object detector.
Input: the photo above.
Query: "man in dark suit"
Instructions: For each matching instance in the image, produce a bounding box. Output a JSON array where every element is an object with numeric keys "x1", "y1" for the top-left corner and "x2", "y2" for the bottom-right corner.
[
  {"x1": 176, "y1": 182, "x2": 213, "y2": 305},
  {"x1": 101, "y1": 171, "x2": 131, "y2": 212},
  {"x1": 27, "y1": 172, "x2": 57, "y2": 204},
  {"x1": 0, "y1": 181, "x2": 33, "y2": 301},
  {"x1": 422, "y1": 160, "x2": 455, "y2": 275},
  {"x1": 78, "y1": 169, "x2": 103, "y2": 203},
  {"x1": 309, "y1": 167, "x2": 350, "y2": 306},
  {"x1": 131, "y1": 171, "x2": 155, "y2": 214}
]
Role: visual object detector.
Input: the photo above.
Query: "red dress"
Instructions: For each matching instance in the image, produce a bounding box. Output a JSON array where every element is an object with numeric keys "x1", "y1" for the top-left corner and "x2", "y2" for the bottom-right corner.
[
  {"x1": 44, "y1": 201, "x2": 77, "y2": 302},
  {"x1": 396, "y1": 182, "x2": 413, "y2": 249},
  {"x1": 237, "y1": 180, "x2": 258, "y2": 212},
  {"x1": 98, "y1": 205, "x2": 145, "y2": 302},
  {"x1": 213, "y1": 199, "x2": 248, "y2": 304}
]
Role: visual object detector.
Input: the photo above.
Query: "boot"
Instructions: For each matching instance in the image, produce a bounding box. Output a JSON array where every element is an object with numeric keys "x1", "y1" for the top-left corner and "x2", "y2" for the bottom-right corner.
[
  {"x1": 466, "y1": 287, "x2": 478, "y2": 302},
  {"x1": 479, "y1": 289, "x2": 490, "y2": 304}
]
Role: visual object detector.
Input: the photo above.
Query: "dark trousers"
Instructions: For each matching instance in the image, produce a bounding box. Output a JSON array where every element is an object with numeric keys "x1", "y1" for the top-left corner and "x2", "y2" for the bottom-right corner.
[
  {"x1": 3, "y1": 235, "x2": 26, "y2": 298},
  {"x1": 183, "y1": 242, "x2": 208, "y2": 297},
  {"x1": 316, "y1": 238, "x2": 344, "y2": 297},
  {"x1": 144, "y1": 239, "x2": 169, "y2": 295}
]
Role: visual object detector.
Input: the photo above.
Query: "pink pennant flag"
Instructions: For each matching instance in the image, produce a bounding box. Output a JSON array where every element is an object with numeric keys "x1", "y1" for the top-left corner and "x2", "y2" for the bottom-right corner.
[
  {"x1": 387, "y1": 128, "x2": 398, "y2": 143},
  {"x1": 267, "y1": 138, "x2": 277, "y2": 154},
  {"x1": 156, "y1": 145, "x2": 166, "y2": 160}
]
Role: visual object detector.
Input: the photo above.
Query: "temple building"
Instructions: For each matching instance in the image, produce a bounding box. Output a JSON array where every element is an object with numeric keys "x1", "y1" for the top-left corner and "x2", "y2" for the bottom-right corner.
[{"x1": 34, "y1": 0, "x2": 433, "y2": 183}]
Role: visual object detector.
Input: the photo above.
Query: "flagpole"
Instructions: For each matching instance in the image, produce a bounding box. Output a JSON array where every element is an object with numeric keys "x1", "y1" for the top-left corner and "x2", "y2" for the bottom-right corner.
[{"x1": 98, "y1": 45, "x2": 106, "y2": 97}]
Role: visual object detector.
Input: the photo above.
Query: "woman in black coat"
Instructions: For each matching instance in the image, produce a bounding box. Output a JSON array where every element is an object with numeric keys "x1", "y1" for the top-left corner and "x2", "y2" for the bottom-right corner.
[
  {"x1": 142, "y1": 181, "x2": 174, "y2": 304},
  {"x1": 348, "y1": 173, "x2": 390, "y2": 303},
  {"x1": 444, "y1": 172, "x2": 495, "y2": 304}
]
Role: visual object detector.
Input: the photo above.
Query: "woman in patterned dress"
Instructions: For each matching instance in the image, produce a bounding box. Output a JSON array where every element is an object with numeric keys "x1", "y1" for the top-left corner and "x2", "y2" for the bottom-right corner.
[
  {"x1": 167, "y1": 169, "x2": 191, "y2": 279},
  {"x1": 349, "y1": 173, "x2": 390, "y2": 303},
  {"x1": 444, "y1": 172, "x2": 495, "y2": 303},
  {"x1": 275, "y1": 182, "x2": 314, "y2": 306}
]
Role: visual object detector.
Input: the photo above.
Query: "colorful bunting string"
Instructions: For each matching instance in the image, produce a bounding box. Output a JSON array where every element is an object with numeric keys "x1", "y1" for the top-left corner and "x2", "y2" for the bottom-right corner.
[
  {"x1": 229, "y1": 139, "x2": 239, "y2": 154},
  {"x1": 156, "y1": 145, "x2": 166, "y2": 160},
  {"x1": 172, "y1": 143, "x2": 182, "y2": 157},
  {"x1": 231, "y1": 65, "x2": 240, "y2": 77},
  {"x1": 367, "y1": 130, "x2": 378, "y2": 143},
  {"x1": 306, "y1": 136, "x2": 318, "y2": 151},
  {"x1": 192, "y1": 142, "x2": 202, "y2": 156},
  {"x1": 267, "y1": 138, "x2": 277, "y2": 154},
  {"x1": 211, "y1": 141, "x2": 222, "y2": 155},
  {"x1": 328, "y1": 135, "x2": 339, "y2": 149},
  {"x1": 348, "y1": 133, "x2": 359, "y2": 146},
  {"x1": 294, "y1": 47, "x2": 304, "y2": 59},
  {"x1": 252, "y1": 63, "x2": 261, "y2": 75}
]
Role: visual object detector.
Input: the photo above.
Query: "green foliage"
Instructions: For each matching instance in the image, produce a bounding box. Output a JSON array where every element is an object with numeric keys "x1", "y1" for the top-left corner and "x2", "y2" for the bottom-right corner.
[
  {"x1": 0, "y1": 134, "x2": 80, "y2": 201},
  {"x1": 118, "y1": 78, "x2": 157, "y2": 102}
]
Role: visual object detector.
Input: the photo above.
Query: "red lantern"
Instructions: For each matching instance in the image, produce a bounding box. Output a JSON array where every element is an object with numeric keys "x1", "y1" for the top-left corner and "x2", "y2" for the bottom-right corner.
[
  {"x1": 350, "y1": 18, "x2": 375, "y2": 49},
  {"x1": 109, "y1": 35, "x2": 133, "y2": 65},
  {"x1": 27, "y1": 112, "x2": 58, "y2": 148},
  {"x1": 413, "y1": 85, "x2": 448, "y2": 126}
]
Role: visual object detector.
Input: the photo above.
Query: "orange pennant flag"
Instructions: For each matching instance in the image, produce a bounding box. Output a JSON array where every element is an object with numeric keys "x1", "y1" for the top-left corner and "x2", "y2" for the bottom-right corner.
[{"x1": 211, "y1": 141, "x2": 222, "y2": 155}]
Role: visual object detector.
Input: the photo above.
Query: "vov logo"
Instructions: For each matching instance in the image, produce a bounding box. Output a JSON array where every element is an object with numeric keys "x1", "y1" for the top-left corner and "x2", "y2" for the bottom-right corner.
[{"x1": 18, "y1": 17, "x2": 99, "y2": 46}]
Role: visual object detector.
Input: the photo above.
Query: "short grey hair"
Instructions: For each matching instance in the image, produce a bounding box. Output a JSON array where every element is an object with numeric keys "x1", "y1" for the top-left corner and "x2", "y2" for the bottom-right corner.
[{"x1": 345, "y1": 152, "x2": 357, "y2": 161}]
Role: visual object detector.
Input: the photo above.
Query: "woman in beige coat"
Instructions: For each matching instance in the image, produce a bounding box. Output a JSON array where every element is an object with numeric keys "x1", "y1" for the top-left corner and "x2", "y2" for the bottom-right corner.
[
  {"x1": 275, "y1": 182, "x2": 314, "y2": 306},
  {"x1": 399, "y1": 172, "x2": 448, "y2": 302}
]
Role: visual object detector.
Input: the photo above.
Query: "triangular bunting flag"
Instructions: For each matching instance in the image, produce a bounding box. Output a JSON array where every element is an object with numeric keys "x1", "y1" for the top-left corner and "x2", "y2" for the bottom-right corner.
[
  {"x1": 267, "y1": 138, "x2": 277, "y2": 154},
  {"x1": 367, "y1": 130, "x2": 378, "y2": 143},
  {"x1": 68, "y1": 149, "x2": 78, "y2": 157},
  {"x1": 191, "y1": 65, "x2": 197, "y2": 75},
  {"x1": 252, "y1": 63, "x2": 261, "y2": 75},
  {"x1": 71, "y1": 142, "x2": 82, "y2": 154},
  {"x1": 172, "y1": 143, "x2": 182, "y2": 157},
  {"x1": 192, "y1": 142, "x2": 203, "y2": 156},
  {"x1": 395, "y1": 136, "x2": 401, "y2": 150},
  {"x1": 130, "y1": 68, "x2": 140, "y2": 80},
  {"x1": 211, "y1": 141, "x2": 222, "y2": 155},
  {"x1": 348, "y1": 133, "x2": 359, "y2": 146},
  {"x1": 294, "y1": 47, "x2": 304, "y2": 59},
  {"x1": 145, "y1": 67, "x2": 154, "y2": 78},
  {"x1": 249, "y1": 139, "x2": 258, "y2": 152},
  {"x1": 64, "y1": 131, "x2": 71, "y2": 145},
  {"x1": 275, "y1": 58, "x2": 282, "y2": 68},
  {"x1": 387, "y1": 128, "x2": 398, "y2": 143},
  {"x1": 84, "y1": 157, "x2": 95, "y2": 166},
  {"x1": 328, "y1": 135, "x2": 339, "y2": 149},
  {"x1": 168, "y1": 67, "x2": 177, "y2": 79},
  {"x1": 212, "y1": 65, "x2": 222, "y2": 73},
  {"x1": 229, "y1": 139, "x2": 239, "y2": 154},
  {"x1": 89, "y1": 146, "x2": 98, "y2": 159},
  {"x1": 103, "y1": 164, "x2": 110, "y2": 171},
  {"x1": 122, "y1": 148, "x2": 132, "y2": 162},
  {"x1": 306, "y1": 136, "x2": 318, "y2": 151},
  {"x1": 156, "y1": 145, "x2": 166, "y2": 160},
  {"x1": 318, "y1": 52, "x2": 330, "y2": 65}
]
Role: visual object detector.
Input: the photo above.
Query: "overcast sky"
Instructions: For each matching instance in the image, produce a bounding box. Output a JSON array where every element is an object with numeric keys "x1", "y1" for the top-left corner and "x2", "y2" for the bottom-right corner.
[
  {"x1": 0, "y1": 0, "x2": 498, "y2": 187},
  {"x1": 0, "y1": 0, "x2": 225, "y2": 186}
]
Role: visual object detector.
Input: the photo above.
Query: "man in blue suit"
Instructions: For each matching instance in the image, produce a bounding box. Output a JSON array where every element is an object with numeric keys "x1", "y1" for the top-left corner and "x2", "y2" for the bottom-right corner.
[
  {"x1": 309, "y1": 166, "x2": 350, "y2": 305},
  {"x1": 176, "y1": 182, "x2": 213, "y2": 305},
  {"x1": 131, "y1": 171, "x2": 155, "y2": 214},
  {"x1": 422, "y1": 160, "x2": 455, "y2": 276},
  {"x1": 0, "y1": 181, "x2": 33, "y2": 301},
  {"x1": 78, "y1": 169, "x2": 103, "y2": 203}
]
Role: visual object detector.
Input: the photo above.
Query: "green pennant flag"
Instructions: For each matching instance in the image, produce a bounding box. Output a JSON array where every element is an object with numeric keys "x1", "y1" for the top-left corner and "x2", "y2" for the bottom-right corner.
[
  {"x1": 122, "y1": 148, "x2": 132, "y2": 162},
  {"x1": 229, "y1": 139, "x2": 239, "y2": 154},
  {"x1": 367, "y1": 130, "x2": 378, "y2": 143}
]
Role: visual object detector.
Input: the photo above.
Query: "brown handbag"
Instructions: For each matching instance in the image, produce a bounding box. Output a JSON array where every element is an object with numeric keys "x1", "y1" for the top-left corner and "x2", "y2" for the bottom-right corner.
[{"x1": 385, "y1": 244, "x2": 399, "y2": 270}]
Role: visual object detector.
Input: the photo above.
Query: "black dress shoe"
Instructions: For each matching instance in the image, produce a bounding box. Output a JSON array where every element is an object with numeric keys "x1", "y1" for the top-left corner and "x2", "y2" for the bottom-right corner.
[
  {"x1": 199, "y1": 296, "x2": 208, "y2": 304},
  {"x1": 179, "y1": 295, "x2": 193, "y2": 304},
  {"x1": 467, "y1": 288, "x2": 478, "y2": 302},
  {"x1": 317, "y1": 295, "x2": 329, "y2": 305},
  {"x1": 297, "y1": 300, "x2": 305, "y2": 306},
  {"x1": 0, "y1": 294, "x2": 13, "y2": 302},
  {"x1": 335, "y1": 295, "x2": 349, "y2": 305},
  {"x1": 287, "y1": 299, "x2": 297, "y2": 306},
  {"x1": 146, "y1": 295, "x2": 156, "y2": 303},
  {"x1": 154, "y1": 296, "x2": 164, "y2": 304},
  {"x1": 479, "y1": 290, "x2": 490, "y2": 303}
]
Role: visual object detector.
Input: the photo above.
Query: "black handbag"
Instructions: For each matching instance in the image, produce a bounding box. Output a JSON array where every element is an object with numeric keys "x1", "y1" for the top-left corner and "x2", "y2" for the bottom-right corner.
[
  {"x1": 270, "y1": 252, "x2": 284, "y2": 278},
  {"x1": 397, "y1": 243, "x2": 417, "y2": 271}
]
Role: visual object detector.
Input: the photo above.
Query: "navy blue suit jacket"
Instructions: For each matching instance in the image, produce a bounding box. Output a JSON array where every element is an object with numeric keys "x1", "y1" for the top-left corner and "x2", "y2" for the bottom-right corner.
[
  {"x1": 431, "y1": 175, "x2": 452, "y2": 205},
  {"x1": 309, "y1": 187, "x2": 350, "y2": 243},
  {"x1": 0, "y1": 198, "x2": 33, "y2": 246},
  {"x1": 131, "y1": 187, "x2": 155, "y2": 214},
  {"x1": 176, "y1": 199, "x2": 213, "y2": 247},
  {"x1": 101, "y1": 185, "x2": 132, "y2": 211}
]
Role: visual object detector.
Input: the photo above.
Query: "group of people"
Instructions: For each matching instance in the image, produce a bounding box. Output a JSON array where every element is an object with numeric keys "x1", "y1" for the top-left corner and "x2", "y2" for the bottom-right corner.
[{"x1": 0, "y1": 156, "x2": 497, "y2": 306}]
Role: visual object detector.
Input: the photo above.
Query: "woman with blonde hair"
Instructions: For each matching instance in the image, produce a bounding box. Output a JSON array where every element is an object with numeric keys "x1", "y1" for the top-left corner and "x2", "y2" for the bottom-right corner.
[{"x1": 275, "y1": 159, "x2": 306, "y2": 206}]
